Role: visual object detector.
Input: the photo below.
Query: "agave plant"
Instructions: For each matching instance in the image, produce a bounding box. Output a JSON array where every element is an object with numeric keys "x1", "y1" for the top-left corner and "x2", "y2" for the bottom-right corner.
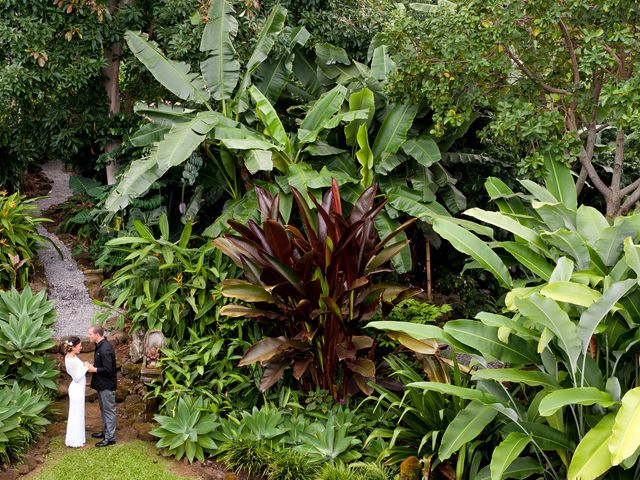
[
  {"x1": 151, "y1": 395, "x2": 218, "y2": 463},
  {"x1": 214, "y1": 180, "x2": 419, "y2": 398}
]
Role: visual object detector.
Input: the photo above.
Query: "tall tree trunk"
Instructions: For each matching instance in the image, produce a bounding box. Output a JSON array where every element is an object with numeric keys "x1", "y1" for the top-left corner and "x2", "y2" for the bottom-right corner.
[{"x1": 103, "y1": 0, "x2": 128, "y2": 185}]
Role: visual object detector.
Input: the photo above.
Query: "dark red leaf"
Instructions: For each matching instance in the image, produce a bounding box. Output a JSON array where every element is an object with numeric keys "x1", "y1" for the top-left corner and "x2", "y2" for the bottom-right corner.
[
  {"x1": 293, "y1": 356, "x2": 313, "y2": 380},
  {"x1": 239, "y1": 337, "x2": 287, "y2": 366},
  {"x1": 260, "y1": 359, "x2": 288, "y2": 391},
  {"x1": 351, "y1": 335, "x2": 374, "y2": 350}
]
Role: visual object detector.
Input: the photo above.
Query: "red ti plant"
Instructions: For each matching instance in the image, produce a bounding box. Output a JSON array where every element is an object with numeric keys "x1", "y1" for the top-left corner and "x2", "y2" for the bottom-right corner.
[{"x1": 213, "y1": 180, "x2": 419, "y2": 399}]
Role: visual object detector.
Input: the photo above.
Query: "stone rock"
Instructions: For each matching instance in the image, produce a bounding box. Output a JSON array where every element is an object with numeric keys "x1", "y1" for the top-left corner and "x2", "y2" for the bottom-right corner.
[
  {"x1": 81, "y1": 338, "x2": 95, "y2": 352},
  {"x1": 115, "y1": 384, "x2": 131, "y2": 403},
  {"x1": 23, "y1": 454, "x2": 38, "y2": 472},
  {"x1": 0, "y1": 469, "x2": 17, "y2": 480},
  {"x1": 124, "y1": 402, "x2": 145, "y2": 418},
  {"x1": 124, "y1": 394, "x2": 142, "y2": 405},
  {"x1": 129, "y1": 330, "x2": 145, "y2": 364},
  {"x1": 109, "y1": 330, "x2": 128, "y2": 346},
  {"x1": 86, "y1": 389, "x2": 98, "y2": 402},
  {"x1": 56, "y1": 378, "x2": 68, "y2": 399},
  {"x1": 82, "y1": 268, "x2": 104, "y2": 285},
  {"x1": 88, "y1": 286, "x2": 108, "y2": 302},
  {"x1": 121, "y1": 362, "x2": 141, "y2": 380},
  {"x1": 16, "y1": 465, "x2": 29, "y2": 476},
  {"x1": 133, "y1": 422, "x2": 155, "y2": 442}
]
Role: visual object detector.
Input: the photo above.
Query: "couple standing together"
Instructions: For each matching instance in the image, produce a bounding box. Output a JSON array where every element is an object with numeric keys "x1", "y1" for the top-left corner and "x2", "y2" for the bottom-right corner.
[{"x1": 63, "y1": 325, "x2": 117, "y2": 448}]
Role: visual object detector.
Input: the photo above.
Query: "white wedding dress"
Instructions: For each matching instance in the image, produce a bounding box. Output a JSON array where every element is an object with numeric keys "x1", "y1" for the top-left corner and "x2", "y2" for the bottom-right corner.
[{"x1": 65, "y1": 355, "x2": 88, "y2": 448}]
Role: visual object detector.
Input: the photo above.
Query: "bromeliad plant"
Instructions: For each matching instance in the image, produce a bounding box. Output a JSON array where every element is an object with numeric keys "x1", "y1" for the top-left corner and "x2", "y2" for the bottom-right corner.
[
  {"x1": 369, "y1": 160, "x2": 640, "y2": 479},
  {"x1": 214, "y1": 180, "x2": 419, "y2": 399}
]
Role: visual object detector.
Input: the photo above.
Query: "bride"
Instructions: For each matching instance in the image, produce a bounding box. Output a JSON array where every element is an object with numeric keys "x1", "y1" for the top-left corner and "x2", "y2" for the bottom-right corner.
[{"x1": 64, "y1": 336, "x2": 89, "y2": 448}]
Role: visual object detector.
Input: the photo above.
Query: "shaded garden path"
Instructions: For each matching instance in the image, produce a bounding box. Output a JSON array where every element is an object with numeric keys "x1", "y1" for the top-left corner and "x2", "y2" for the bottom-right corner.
[{"x1": 35, "y1": 160, "x2": 96, "y2": 339}]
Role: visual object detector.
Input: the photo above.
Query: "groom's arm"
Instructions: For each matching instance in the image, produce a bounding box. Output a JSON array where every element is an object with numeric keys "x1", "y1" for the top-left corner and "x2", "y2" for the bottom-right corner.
[{"x1": 95, "y1": 343, "x2": 116, "y2": 375}]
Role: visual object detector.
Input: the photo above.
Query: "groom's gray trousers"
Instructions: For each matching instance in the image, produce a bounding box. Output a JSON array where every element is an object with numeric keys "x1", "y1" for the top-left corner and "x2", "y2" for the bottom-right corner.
[{"x1": 97, "y1": 389, "x2": 117, "y2": 441}]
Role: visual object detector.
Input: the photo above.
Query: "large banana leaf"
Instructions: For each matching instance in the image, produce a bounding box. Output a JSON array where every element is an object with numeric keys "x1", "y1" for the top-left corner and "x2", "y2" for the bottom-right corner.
[
  {"x1": 370, "y1": 45, "x2": 396, "y2": 81},
  {"x1": 515, "y1": 294, "x2": 581, "y2": 375},
  {"x1": 568, "y1": 413, "x2": 615, "y2": 480},
  {"x1": 249, "y1": 85, "x2": 289, "y2": 149},
  {"x1": 298, "y1": 85, "x2": 347, "y2": 144},
  {"x1": 125, "y1": 31, "x2": 209, "y2": 104},
  {"x1": 544, "y1": 157, "x2": 577, "y2": 211},
  {"x1": 540, "y1": 281, "x2": 601, "y2": 307},
  {"x1": 471, "y1": 368, "x2": 560, "y2": 389},
  {"x1": 129, "y1": 123, "x2": 170, "y2": 147},
  {"x1": 401, "y1": 135, "x2": 441, "y2": 168},
  {"x1": 498, "y1": 242, "x2": 554, "y2": 280},
  {"x1": 439, "y1": 401, "x2": 498, "y2": 461},
  {"x1": 371, "y1": 102, "x2": 418, "y2": 161},
  {"x1": 443, "y1": 320, "x2": 538, "y2": 365},
  {"x1": 490, "y1": 432, "x2": 530, "y2": 480},
  {"x1": 355, "y1": 124, "x2": 374, "y2": 188},
  {"x1": 433, "y1": 218, "x2": 513, "y2": 288},
  {"x1": 106, "y1": 112, "x2": 222, "y2": 211},
  {"x1": 577, "y1": 279, "x2": 636, "y2": 353},
  {"x1": 538, "y1": 388, "x2": 617, "y2": 416},
  {"x1": 344, "y1": 87, "x2": 375, "y2": 147},
  {"x1": 465, "y1": 208, "x2": 543, "y2": 248},
  {"x1": 609, "y1": 387, "x2": 640, "y2": 465},
  {"x1": 476, "y1": 458, "x2": 543, "y2": 480},
  {"x1": 133, "y1": 102, "x2": 195, "y2": 126},
  {"x1": 374, "y1": 210, "x2": 412, "y2": 273},
  {"x1": 200, "y1": 0, "x2": 240, "y2": 100},
  {"x1": 238, "y1": 5, "x2": 287, "y2": 94},
  {"x1": 407, "y1": 382, "x2": 504, "y2": 404},
  {"x1": 202, "y1": 191, "x2": 258, "y2": 238},
  {"x1": 541, "y1": 229, "x2": 590, "y2": 270},
  {"x1": 576, "y1": 205, "x2": 609, "y2": 247}
]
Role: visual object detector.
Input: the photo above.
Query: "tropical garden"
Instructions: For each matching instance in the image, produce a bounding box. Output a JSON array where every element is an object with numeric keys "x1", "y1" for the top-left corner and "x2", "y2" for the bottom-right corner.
[{"x1": 3, "y1": 0, "x2": 640, "y2": 478}]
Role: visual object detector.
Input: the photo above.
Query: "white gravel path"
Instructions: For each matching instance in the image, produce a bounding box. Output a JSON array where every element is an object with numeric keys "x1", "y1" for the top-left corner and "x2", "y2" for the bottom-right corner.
[{"x1": 35, "y1": 161, "x2": 97, "y2": 339}]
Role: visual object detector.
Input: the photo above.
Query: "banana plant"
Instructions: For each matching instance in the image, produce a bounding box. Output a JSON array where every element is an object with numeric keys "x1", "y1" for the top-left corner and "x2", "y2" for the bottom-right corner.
[
  {"x1": 105, "y1": 1, "x2": 295, "y2": 212},
  {"x1": 213, "y1": 180, "x2": 420, "y2": 399},
  {"x1": 368, "y1": 159, "x2": 640, "y2": 479}
]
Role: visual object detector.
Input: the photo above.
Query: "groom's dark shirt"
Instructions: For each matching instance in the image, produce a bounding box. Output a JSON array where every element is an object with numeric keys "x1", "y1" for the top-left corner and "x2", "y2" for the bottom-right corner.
[{"x1": 90, "y1": 338, "x2": 117, "y2": 391}]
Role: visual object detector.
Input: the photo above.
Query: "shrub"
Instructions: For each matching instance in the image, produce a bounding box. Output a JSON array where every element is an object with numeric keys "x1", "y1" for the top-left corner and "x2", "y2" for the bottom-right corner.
[
  {"x1": 0, "y1": 192, "x2": 50, "y2": 289},
  {"x1": 0, "y1": 382, "x2": 50, "y2": 464}
]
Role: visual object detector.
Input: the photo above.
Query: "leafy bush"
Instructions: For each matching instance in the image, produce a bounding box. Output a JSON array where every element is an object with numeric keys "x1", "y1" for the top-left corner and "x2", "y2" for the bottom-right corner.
[
  {"x1": 148, "y1": 333, "x2": 259, "y2": 415},
  {"x1": 100, "y1": 213, "x2": 238, "y2": 339},
  {"x1": 215, "y1": 182, "x2": 419, "y2": 398},
  {"x1": 0, "y1": 382, "x2": 50, "y2": 464},
  {"x1": 0, "y1": 288, "x2": 58, "y2": 393},
  {"x1": 150, "y1": 395, "x2": 218, "y2": 463},
  {"x1": 370, "y1": 161, "x2": 640, "y2": 478},
  {"x1": 0, "y1": 192, "x2": 50, "y2": 289},
  {"x1": 317, "y1": 461, "x2": 391, "y2": 480}
]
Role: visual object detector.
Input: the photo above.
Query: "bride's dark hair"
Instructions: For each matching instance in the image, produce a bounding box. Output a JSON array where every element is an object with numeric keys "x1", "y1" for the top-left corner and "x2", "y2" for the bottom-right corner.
[{"x1": 62, "y1": 336, "x2": 81, "y2": 354}]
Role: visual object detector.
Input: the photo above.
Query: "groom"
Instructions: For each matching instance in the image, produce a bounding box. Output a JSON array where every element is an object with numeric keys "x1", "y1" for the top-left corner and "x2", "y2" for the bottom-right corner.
[{"x1": 87, "y1": 325, "x2": 117, "y2": 447}]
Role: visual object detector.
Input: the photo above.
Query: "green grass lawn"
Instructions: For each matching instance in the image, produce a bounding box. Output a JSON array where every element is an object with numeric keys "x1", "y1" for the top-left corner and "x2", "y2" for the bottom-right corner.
[{"x1": 27, "y1": 438, "x2": 197, "y2": 480}]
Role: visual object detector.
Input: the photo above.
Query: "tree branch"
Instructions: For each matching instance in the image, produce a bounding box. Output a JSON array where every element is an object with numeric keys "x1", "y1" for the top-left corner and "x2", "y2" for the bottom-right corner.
[
  {"x1": 559, "y1": 20, "x2": 580, "y2": 85},
  {"x1": 501, "y1": 45, "x2": 571, "y2": 95},
  {"x1": 620, "y1": 184, "x2": 640, "y2": 215},
  {"x1": 611, "y1": 129, "x2": 625, "y2": 197},
  {"x1": 575, "y1": 165, "x2": 588, "y2": 195},
  {"x1": 621, "y1": 177, "x2": 640, "y2": 197}
]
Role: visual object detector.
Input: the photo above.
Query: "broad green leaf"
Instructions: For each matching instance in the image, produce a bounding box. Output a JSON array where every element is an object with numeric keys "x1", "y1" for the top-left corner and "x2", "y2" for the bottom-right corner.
[
  {"x1": 549, "y1": 256, "x2": 574, "y2": 282},
  {"x1": 372, "y1": 102, "x2": 417, "y2": 161},
  {"x1": 444, "y1": 320, "x2": 538, "y2": 365},
  {"x1": 134, "y1": 102, "x2": 195, "y2": 127},
  {"x1": 490, "y1": 433, "x2": 530, "y2": 480},
  {"x1": 465, "y1": 208, "x2": 542, "y2": 247},
  {"x1": 476, "y1": 457, "x2": 543, "y2": 480},
  {"x1": 408, "y1": 382, "x2": 503, "y2": 405},
  {"x1": 374, "y1": 211, "x2": 412, "y2": 273},
  {"x1": 578, "y1": 279, "x2": 635, "y2": 353},
  {"x1": 624, "y1": 237, "x2": 640, "y2": 280},
  {"x1": 105, "y1": 111, "x2": 220, "y2": 211},
  {"x1": 366, "y1": 320, "x2": 449, "y2": 343},
  {"x1": 249, "y1": 85, "x2": 289, "y2": 149},
  {"x1": 345, "y1": 87, "x2": 375, "y2": 147},
  {"x1": 125, "y1": 31, "x2": 209, "y2": 104},
  {"x1": 576, "y1": 205, "x2": 609, "y2": 248},
  {"x1": 220, "y1": 280, "x2": 276, "y2": 303},
  {"x1": 355, "y1": 124, "x2": 374, "y2": 188},
  {"x1": 401, "y1": 135, "x2": 441, "y2": 168},
  {"x1": 540, "y1": 281, "x2": 601, "y2": 307},
  {"x1": 515, "y1": 294, "x2": 581, "y2": 374},
  {"x1": 534, "y1": 201, "x2": 576, "y2": 231},
  {"x1": 199, "y1": 0, "x2": 240, "y2": 100},
  {"x1": 475, "y1": 312, "x2": 537, "y2": 339},
  {"x1": 519, "y1": 179, "x2": 558, "y2": 203},
  {"x1": 609, "y1": 387, "x2": 640, "y2": 465},
  {"x1": 298, "y1": 85, "x2": 347, "y2": 144},
  {"x1": 498, "y1": 242, "x2": 554, "y2": 280},
  {"x1": 434, "y1": 218, "x2": 512, "y2": 288},
  {"x1": 595, "y1": 226, "x2": 632, "y2": 267},
  {"x1": 539, "y1": 388, "x2": 616, "y2": 416},
  {"x1": 315, "y1": 42, "x2": 351, "y2": 66},
  {"x1": 502, "y1": 422, "x2": 574, "y2": 451},
  {"x1": 275, "y1": 163, "x2": 356, "y2": 202},
  {"x1": 472, "y1": 368, "x2": 559, "y2": 390},
  {"x1": 568, "y1": 413, "x2": 615, "y2": 480},
  {"x1": 129, "y1": 123, "x2": 169, "y2": 147},
  {"x1": 203, "y1": 191, "x2": 258, "y2": 238},
  {"x1": 541, "y1": 229, "x2": 590, "y2": 270},
  {"x1": 239, "y1": 5, "x2": 287, "y2": 92},
  {"x1": 544, "y1": 158, "x2": 577, "y2": 211},
  {"x1": 243, "y1": 150, "x2": 273, "y2": 174},
  {"x1": 370, "y1": 45, "x2": 396, "y2": 81},
  {"x1": 439, "y1": 401, "x2": 498, "y2": 461}
]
